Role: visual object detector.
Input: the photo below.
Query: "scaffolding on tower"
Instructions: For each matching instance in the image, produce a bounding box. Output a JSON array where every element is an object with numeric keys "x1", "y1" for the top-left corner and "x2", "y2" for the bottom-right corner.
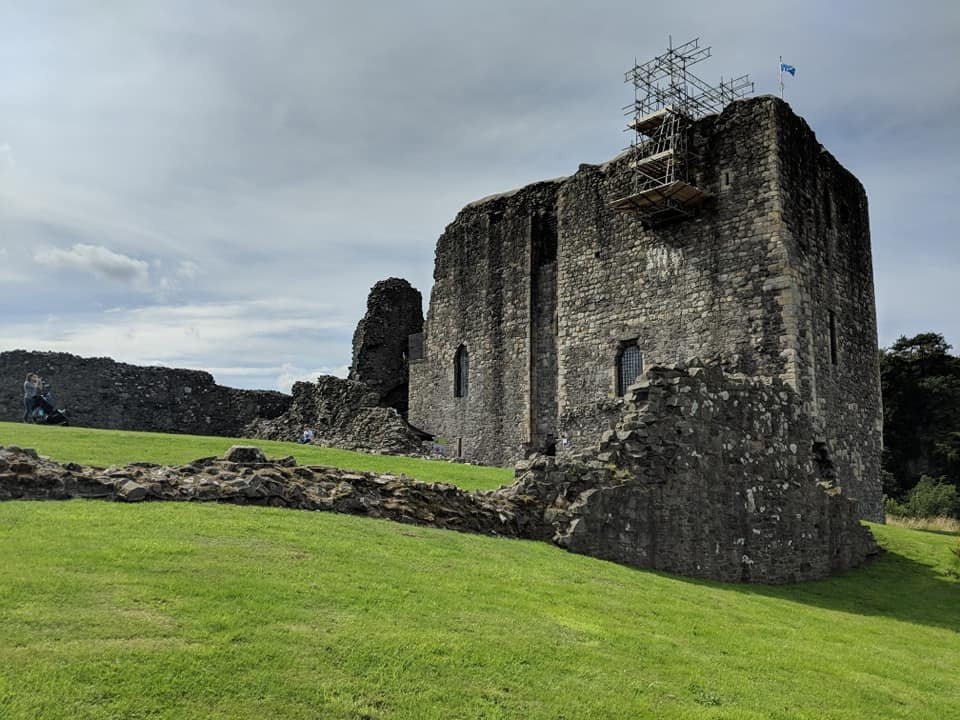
[{"x1": 610, "y1": 38, "x2": 754, "y2": 223}]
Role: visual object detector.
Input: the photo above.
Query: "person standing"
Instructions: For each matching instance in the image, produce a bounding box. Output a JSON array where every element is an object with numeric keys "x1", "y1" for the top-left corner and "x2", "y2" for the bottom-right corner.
[{"x1": 23, "y1": 373, "x2": 40, "y2": 422}]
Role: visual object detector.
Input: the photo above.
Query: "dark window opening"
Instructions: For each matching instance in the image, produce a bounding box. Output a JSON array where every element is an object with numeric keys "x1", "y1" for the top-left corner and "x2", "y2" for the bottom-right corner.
[
  {"x1": 457, "y1": 437, "x2": 463, "y2": 458},
  {"x1": 839, "y1": 202, "x2": 850, "y2": 225},
  {"x1": 544, "y1": 435, "x2": 557, "y2": 457},
  {"x1": 454, "y1": 345, "x2": 469, "y2": 397},
  {"x1": 829, "y1": 311, "x2": 838, "y2": 365},
  {"x1": 617, "y1": 342, "x2": 644, "y2": 397},
  {"x1": 723, "y1": 171, "x2": 730, "y2": 187},
  {"x1": 532, "y1": 211, "x2": 558, "y2": 266},
  {"x1": 812, "y1": 441, "x2": 837, "y2": 482}
]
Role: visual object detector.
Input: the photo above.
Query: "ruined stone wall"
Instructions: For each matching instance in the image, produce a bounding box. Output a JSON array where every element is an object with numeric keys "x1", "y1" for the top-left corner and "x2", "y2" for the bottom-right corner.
[
  {"x1": 0, "y1": 444, "x2": 544, "y2": 538},
  {"x1": 0, "y1": 350, "x2": 290, "y2": 436},
  {"x1": 556, "y1": 98, "x2": 791, "y2": 452},
  {"x1": 772, "y1": 102, "x2": 884, "y2": 521},
  {"x1": 409, "y1": 181, "x2": 563, "y2": 465},
  {"x1": 245, "y1": 376, "x2": 427, "y2": 455},
  {"x1": 511, "y1": 362, "x2": 878, "y2": 583},
  {"x1": 2, "y1": 360, "x2": 879, "y2": 584},
  {"x1": 348, "y1": 278, "x2": 423, "y2": 413}
]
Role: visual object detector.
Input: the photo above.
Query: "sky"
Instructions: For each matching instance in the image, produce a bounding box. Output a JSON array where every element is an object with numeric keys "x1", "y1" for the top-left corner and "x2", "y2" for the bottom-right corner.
[{"x1": 1, "y1": 1, "x2": 958, "y2": 392}]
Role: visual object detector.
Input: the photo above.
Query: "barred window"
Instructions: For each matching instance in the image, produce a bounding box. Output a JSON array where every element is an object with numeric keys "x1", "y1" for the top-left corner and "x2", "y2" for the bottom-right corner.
[
  {"x1": 454, "y1": 345, "x2": 469, "y2": 398},
  {"x1": 617, "y1": 343, "x2": 644, "y2": 397}
]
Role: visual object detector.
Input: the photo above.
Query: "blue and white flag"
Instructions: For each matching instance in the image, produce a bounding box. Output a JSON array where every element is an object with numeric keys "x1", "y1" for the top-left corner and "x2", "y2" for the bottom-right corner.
[{"x1": 780, "y1": 62, "x2": 796, "y2": 76}]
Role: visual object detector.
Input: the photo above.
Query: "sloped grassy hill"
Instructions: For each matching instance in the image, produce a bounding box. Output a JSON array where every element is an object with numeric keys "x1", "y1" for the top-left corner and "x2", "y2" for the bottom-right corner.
[
  {"x1": 0, "y1": 423, "x2": 958, "y2": 719},
  {"x1": 0, "y1": 422, "x2": 514, "y2": 491}
]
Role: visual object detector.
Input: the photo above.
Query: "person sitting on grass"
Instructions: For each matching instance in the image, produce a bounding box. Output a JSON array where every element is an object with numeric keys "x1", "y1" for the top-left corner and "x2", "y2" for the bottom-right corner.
[
  {"x1": 297, "y1": 427, "x2": 315, "y2": 445},
  {"x1": 23, "y1": 373, "x2": 41, "y2": 422}
]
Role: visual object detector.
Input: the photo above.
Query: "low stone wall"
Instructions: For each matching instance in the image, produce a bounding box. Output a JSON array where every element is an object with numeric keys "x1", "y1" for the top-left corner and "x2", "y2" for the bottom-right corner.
[
  {"x1": 0, "y1": 444, "x2": 546, "y2": 538},
  {"x1": 508, "y1": 362, "x2": 879, "y2": 584},
  {"x1": 0, "y1": 350, "x2": 290, "y2": 436},
  {"x1": 0, "y1": 361, "x2": 879, "y2": 584},
  {"x1": 245, "y1": 376, "x2": 430, "y2": 455}
]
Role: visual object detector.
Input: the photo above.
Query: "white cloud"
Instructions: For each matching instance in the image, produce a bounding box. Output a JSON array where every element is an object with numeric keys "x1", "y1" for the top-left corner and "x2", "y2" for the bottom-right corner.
[
  {"x1": 1, "y1": 2, "x2": 958, "y2": 383},
  {"x1": 275, "y1": 363, "x2": 349, "y2": 393},
  {"x1": 34, "y1": 243, "x2": 149, "y2": 283},
  {"x1": 0, "y1": 298, "x2": 352, "y2": 390},
  {"x1": 177, "y1": 260, "x2": 201, "y2": 279},
  {"x1": 0, "y1": 248, "x2": 23, "y2": 284},
  {"x1": 0, "y1": 143, "x2": 13, "y2": 172}
]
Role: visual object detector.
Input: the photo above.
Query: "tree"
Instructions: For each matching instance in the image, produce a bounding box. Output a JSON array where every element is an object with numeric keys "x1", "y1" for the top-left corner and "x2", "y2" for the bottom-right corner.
[{"x1": 880, "y1": 332, "x2": 960, "y2": 500}]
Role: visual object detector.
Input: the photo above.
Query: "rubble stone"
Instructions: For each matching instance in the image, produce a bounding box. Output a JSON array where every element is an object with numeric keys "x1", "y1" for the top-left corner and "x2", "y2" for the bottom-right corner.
[
  {"x1": 0, "y1": 444, "x2": 543, "y2": 539},
  {"x1": 244, "y1": 376, "x2": 428, "y2": 455},
  {"x1": 505, "y1": 362, "x2": 879, "y2": 583}
]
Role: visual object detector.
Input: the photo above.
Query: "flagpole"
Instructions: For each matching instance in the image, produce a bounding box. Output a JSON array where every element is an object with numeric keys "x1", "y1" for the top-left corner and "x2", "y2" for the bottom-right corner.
[{"x1": 779, "y1": 55, "x2": 783, "y2": 99}]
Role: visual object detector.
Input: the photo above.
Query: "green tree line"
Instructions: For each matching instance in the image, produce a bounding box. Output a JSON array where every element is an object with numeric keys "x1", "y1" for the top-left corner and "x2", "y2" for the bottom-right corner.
[{"x1": 880, "y1": 332, "x2": 960, "y2": 518}]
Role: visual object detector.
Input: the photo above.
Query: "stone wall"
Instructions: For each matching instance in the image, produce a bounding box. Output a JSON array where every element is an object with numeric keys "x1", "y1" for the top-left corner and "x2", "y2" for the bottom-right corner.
[
  {"x1": 348, "y1": 278, "x2": 423, "y2": 413},
  {"x1": 772, "y1": 102, "x2": 884, "y2": 521},
  {"x1": 408, "y1": 96, "x2": 883, "y2": 520},
  {"x1": 0, "y1": 350, "x2": 290, "y2": 436},
  {"x1": 409, "y1": 180, "x2": 564, "y2": 465},
  {"x1": 0, "y1": 444, "x2": 544, "y2": 538},
  {"x1": 509, "y1": 362, "x2": 878, "y2": 583},
  {"x1": 556, "y1": 99, "x2": 790, "y2": 454},
  {"x1": 1, "y1": 359, "x2": 880, "y2": 585},
  {"x1": 245, "y1": 376, "x2": 428, "y2": 455}
]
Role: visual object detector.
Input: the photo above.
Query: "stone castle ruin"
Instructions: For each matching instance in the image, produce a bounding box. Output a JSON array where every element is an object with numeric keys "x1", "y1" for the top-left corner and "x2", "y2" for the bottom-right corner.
[
  {"x1": 1, "y1": 41, "x2": 885, "y2": 581},
  {"x1": 409, "y1": 39, "x2": 884, "y2": 523},
  {"x1": 0, "y1": 279, "x2": 426, "y2": 455}
]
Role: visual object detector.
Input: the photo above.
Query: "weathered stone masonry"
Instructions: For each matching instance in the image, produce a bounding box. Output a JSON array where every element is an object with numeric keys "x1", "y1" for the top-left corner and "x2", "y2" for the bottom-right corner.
[
  {"x1": 507, "y1": 362, "x2": 878, "y2": 583},
  {"x1": 0, "y1": 350, "x2": 290, "y2": 437},
  {"x1": 409, "y1": 96, "x2": 883, "y2": 521},
  {"x1": 2, "y1": 359, "x2": 879, "y2": 584},
  {"x1": 348, "y1": 277, "x2": 424, "y2": 414},
  {"x1": 409, "y1": 181, "x2": 564, "y2": 466}
]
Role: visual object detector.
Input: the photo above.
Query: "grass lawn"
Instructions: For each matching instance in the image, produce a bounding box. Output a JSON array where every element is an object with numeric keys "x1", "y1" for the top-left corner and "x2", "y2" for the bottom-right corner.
[
  {"x1": 0, "y1": 424, "x2": 958, "y2": 718},
  {"x1": 0, "y1": 422, "x2": 513, "y2": 492},
  {"x1": 0, "y1": 503, "x2": 957, "y2": 719}
]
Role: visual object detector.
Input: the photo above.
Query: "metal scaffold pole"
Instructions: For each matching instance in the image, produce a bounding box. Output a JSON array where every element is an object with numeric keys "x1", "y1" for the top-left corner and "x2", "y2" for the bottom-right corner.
[{"x1": 611, "y1": 38, "x2": 754, "y2": 224}]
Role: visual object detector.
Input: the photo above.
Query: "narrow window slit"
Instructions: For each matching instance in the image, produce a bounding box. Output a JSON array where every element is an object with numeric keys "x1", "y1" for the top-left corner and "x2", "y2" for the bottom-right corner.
[
  {"x1": 829, "y1": 311, "x2": 838, "y2": 365},
  {"x1": 454, "y1": 345, "x2": 469, "y2": 397}
]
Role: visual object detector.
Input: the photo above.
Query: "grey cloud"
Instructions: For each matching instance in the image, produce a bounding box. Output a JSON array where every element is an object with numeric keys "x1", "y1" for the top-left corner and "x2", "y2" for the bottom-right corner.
[
  {"x1": 34, "y1": 243, "x2": 150, "y2": 282},
  {"x1": 1, "y1": 1, "x2": 958, "y2": 387}
]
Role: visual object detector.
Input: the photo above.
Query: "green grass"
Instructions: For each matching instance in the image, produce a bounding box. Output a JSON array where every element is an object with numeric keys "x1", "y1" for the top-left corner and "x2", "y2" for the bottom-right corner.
[
  {"x1": 0, "y1": 422, "x2": 513, "y2": 492},
  {"x1": 0, "y1": 504, "x2": 957, "y2": 720},
  {"x1": 1, "y1": 424, "x2": 958, "y2": 718}
]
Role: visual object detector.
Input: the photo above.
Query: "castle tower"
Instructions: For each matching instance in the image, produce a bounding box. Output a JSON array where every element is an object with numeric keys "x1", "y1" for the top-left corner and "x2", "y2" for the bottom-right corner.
[{"x1": 408, "y1": 44, "x2": 882, "y2": 521}]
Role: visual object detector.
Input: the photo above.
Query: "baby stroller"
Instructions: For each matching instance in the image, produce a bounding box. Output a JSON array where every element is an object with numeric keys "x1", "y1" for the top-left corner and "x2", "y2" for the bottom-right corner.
[{"x1": 28, "y1": 386, "x2": 70, "y2": 426}]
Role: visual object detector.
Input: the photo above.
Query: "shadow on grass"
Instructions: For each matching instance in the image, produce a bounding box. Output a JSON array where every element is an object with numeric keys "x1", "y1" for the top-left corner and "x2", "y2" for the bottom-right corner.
[
  {"x1": 888, "y1": 527, "x2": 960, "y2": 538},
  {"x1": 691, "y1": 548, "x2": 960, "y2": 633}
]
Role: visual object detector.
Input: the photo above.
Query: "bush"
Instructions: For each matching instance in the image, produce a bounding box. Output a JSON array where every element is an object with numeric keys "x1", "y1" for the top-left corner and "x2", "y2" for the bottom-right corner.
[
  {"x1": 884, "y1": 496, "x2": 908, "y2": 517},
  {"x1": 949, "y1": 536, "x2": 960, "y2": 579},
  {"x1": 886, "y1": 476, "x2": 960, "y2": 519}
]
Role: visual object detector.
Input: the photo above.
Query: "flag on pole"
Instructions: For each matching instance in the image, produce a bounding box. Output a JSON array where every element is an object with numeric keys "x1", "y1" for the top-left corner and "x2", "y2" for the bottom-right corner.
[{"x1": 779, "y1": 56, "x2": 795, "y2": 100}]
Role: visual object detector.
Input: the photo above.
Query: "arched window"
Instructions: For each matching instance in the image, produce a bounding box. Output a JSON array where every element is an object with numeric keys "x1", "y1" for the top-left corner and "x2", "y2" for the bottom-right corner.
[
  {"x1": 616, "y1": 342, "x2": 643, "y2": 397},
  {"x1": 454, "y1": 345, "x2": 469, "y2": 398}
]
